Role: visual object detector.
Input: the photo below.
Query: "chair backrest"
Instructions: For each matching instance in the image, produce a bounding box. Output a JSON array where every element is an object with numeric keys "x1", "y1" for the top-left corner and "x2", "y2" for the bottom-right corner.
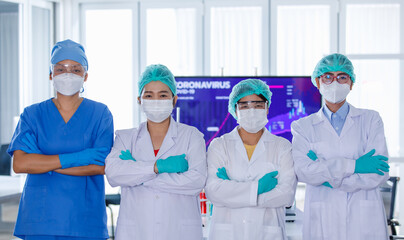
[
  {"x1": 380, "y1": 177, "x2": 399, "y2": 220},
  {"x1": 0, "y1": 144, "x2": 11, "y2": 175}
]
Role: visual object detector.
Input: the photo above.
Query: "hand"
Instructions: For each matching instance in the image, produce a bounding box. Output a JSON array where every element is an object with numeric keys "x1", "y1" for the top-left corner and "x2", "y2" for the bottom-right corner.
[
  {"x1": 119, "y1": 150, "x2": 136, "y2": 161},
  {"x1": 156, "y1": 154, "x2": 188, "y2": 173},
  {"x1": 322, "y1": 182, "x2": 333, "y2": 188},
  {"x1": 354, "y1": 149, "x2": 389, "y2": 175},
  {"x1": 21, "y1": 133, "x2": 42, "y2": 154},
  {"x1": 216, "y1": 167, "x2": 230, "y2": 180},
  {"x1": 257, "y1": 171, "x2": 278, "y2": 195},
  {"x1": 307, "y1": 150, "x2": 318, "y2": 161},
  {"x1": 307, "y1": 150, "x2": 332, "y2": 188},
  {"x1": 59, "y1": 147, "x2": 109, "y2": 169}
]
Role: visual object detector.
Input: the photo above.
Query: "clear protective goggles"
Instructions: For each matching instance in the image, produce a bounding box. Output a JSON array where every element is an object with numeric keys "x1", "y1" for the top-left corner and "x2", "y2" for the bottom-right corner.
[
  {"x1": 237, "y1": 100, "x2": 268, "y2": 110},
  {"x1": 51, "y1": 64, "x2": 87, "y2": 76},
  {"x1": 320, "y1": 73, "x2": 351, "y2": 85}
]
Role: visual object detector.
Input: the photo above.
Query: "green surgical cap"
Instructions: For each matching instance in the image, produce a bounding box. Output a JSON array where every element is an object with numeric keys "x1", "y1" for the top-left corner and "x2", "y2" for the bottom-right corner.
[
  {"x1": 228, "y1": 78, "x2": 272, "y2": 120},
  {"x1": 138, "y1": 64, "x2": 176, "y2": 96},
  {"x1": 311, "y1": 53, "x2": 356, "y2": 86}
]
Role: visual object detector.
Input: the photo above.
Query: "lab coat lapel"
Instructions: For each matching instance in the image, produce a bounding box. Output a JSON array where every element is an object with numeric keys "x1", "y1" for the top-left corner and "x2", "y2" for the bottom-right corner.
[
  {"x1": 313, "y1": 107, "x2": 339, "y2": 137},
  {"x1": 248, "y1": 129, "x2": 270, "y2": 165},
  {"x1": 155, "y1": 117, "x2": 177, "y2": 160},
  {"x1": 228, "y1": 127, "x2": 249, "y2": 162},
  {"x1": 339, "y1": 103, "x2": 358, "y2": 139},
  {"x1": 137, "y1": 122, "x2": 156, "y2": 161}
]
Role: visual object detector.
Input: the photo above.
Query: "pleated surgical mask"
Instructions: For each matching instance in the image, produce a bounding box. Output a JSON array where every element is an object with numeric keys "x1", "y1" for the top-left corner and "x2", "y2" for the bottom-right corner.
[
  {"x1": 141, "y1": 99, "x2": 173, "y2": 123},
  {"x1": 236, "y1": 108, "x2": 268, "y2": 133}
]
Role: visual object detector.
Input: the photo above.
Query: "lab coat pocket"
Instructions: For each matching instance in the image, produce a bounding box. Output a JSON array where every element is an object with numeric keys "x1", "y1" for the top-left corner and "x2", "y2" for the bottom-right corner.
[
  {"x1": 21, "y1": 186, "x2": 47, "y2": 223},
  {"x1": 359, "y1": 200, "x2": 387, "y2": 239},
  {"x1": 309, "y1": 202, "x2": 327, "y2": 239},
  {"x1": 179, "y1": 219, "x2": 202, "y2": 240},
  {"x1": 209, "y1": 223, "x2": 234, "y2": 240},
  {"x1": 263, "y1": 225, "x2": 283, "y2": 240}
]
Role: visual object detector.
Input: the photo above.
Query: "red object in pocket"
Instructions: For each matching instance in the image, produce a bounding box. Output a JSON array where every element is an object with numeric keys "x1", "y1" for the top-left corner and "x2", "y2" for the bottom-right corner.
[{"x1": 200, "y1": 192, "x2": 207, "y2": 215}]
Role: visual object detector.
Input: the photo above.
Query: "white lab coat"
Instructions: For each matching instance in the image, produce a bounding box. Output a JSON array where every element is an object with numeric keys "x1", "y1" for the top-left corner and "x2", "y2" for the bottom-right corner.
[
  {"x1": 105, "y1": 118, "x2": 207, "y2": 240},
  {"x1": 205, "y1": 127, "x2": 297, "y2": 240},
  {"x1": 291, "y1": 104, "x2": 389, "y2": 240}
]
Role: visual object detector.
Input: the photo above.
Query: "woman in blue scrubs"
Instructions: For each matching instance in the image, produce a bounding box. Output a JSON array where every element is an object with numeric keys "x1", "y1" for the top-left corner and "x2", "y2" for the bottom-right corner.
[{"x1": 7, "y1": 39, "x2": 113, "y2": 240}]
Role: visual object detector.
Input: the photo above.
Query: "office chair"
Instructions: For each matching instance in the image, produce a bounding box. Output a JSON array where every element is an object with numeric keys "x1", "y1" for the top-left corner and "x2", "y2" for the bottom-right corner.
[
  {"x1": 105, "y1": 194, "x2": 121, "y2": 240},
  {"x1": 380, "y1": 177, "x2": 404, "y2": 240}
]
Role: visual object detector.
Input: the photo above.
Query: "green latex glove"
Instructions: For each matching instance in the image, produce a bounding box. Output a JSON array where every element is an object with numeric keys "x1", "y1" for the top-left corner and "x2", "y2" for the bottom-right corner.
[
  {"x1": 156, "y1": 154, "x2": 188, "y2": 173},
  {"x1": 257, "y1": 171, "x2": 278, "y2": 195},
  {"x1": 119, "y1": 150, "x2": 136, "y2": 161},
  {"x1": 354, "y1": 149, "x2": 389, "y2": 175},
  {"x1": 59, "y1": 147, "x2": 109, "y2": 169},
  {"x1": 216, "y1": 167, "x2": 230, "y2": 180},
  {"x1": 307, "y1": 150, "x2": 333, "y2": 188}
]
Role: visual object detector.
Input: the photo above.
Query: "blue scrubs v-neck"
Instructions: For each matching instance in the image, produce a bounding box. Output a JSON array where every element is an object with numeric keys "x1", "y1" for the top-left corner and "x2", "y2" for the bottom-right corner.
[{"x1": 7, "y1": 98, "x2": 113, "y2": 239}]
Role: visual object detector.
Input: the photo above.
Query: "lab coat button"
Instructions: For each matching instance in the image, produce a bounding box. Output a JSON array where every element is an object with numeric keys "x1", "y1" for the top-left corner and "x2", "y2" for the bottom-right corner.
[{"x1": 155, "y1": 195, "x2": 159, "y2": 199}]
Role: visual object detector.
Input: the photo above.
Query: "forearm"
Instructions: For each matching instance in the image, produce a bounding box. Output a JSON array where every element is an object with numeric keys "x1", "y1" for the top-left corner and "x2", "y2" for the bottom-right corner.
[
  {"x1": 13, "y1": 150, "x2": 61, "y2": 174},
  {"x1": 54, "y1": 165, "x2": 105, "y2": 176}
]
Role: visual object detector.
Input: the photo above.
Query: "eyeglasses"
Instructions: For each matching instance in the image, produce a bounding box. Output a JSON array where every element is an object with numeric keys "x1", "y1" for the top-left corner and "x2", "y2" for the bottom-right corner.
[
  {"x1": 237, "y1": 101, "x2": 268, "y2": 110},
  {"x1": 320, "y1": 73, "x2": 351, "y2": 85},
  {"x1": 51, "y1": 64, "x2": 87, "y2": 76}
]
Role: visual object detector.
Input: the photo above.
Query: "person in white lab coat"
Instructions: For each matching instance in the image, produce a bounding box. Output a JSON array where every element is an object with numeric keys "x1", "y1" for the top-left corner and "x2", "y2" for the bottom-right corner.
[
  {"x1": 291, "y1": 53, "x2": 390, "y2": 240},
  {"x1": 205, "y1": 79, "x2": 297, "y2": 240},
  {"x1": 105, "y1": 64, "x2": 207, "y2": 240}
]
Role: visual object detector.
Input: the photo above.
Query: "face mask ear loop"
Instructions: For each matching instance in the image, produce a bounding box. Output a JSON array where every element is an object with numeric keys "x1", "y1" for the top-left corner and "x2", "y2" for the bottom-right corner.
[{"x1": 80, "y1": 87, "x2": 85, "y2": 93}]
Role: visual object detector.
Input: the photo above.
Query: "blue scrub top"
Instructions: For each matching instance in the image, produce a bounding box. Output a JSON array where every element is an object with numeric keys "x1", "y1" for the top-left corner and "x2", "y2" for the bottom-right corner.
[{"x1": 8, "y1": 98, "x2": 113, "y2": 239}]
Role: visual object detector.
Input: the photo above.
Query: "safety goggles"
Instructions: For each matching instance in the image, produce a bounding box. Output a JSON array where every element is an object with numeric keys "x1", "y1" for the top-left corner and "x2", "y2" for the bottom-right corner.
[
  {"x1": 51, "y1": 64, "x2": 87, "y2": 76},
  {"x1": 320, "y1": 73, "x2": 351, "y2": 85},
  {"x1": 237, "y1": 100, "x2": 268, "y2": 110}
]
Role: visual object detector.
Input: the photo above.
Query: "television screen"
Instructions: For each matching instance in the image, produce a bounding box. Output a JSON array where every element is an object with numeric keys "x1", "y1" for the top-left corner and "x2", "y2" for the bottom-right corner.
[{"x1": 173, "y1": 76, "x2": 321, "y2": 145}]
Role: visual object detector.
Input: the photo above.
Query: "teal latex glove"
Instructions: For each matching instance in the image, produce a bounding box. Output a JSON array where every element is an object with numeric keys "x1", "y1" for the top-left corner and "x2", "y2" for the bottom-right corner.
[
  {"x1": 119, "y1": 150, "x2": 136, "y2": 161},
  {"x1": 307, "y1": 150, "x2": 333, "y2": 188},
  {"x1": 257, "y1": 171, "x2": 278, "y2": 195},
  {"x1": 216, "y1": 167, "x2": 230, "y2": 180},
  {"x1": 354, "y1": 149, "x2": 389, "y2": 175},
  {"x1": 156, "y1": 154, "x2": 188, "y2": 173},
  {"x1": 59, "y1": 147, "x2": 109, "y2": 169}
]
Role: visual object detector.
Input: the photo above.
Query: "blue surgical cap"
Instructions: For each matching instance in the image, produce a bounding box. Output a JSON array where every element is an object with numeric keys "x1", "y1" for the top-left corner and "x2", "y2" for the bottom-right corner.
[
  {"x1": 50, "y1": 39, "x2": 88, "y2": 69},
  {"x1": 311, "y1": 53, "x2": 356, "y2": 86},
  {"x1": 228, "y1": 79, "x2": 272, "y2": 120},
  {"x1": 138, "y1": 64, "x2": 176, "y2": 96}
]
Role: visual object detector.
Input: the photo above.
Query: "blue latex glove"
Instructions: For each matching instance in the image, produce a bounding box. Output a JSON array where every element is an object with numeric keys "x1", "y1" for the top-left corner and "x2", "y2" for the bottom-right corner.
[
  {"x1": 257, "y1": 171, "x2": 278, "y2": 195},
  {"x1": 307, "y1": 150, "x2": 333, "y2": 188},
  {"x1": 156, "y1": 154, "x2": 188, "y2": 173},
  {"x1": 59, "y1": 147, "x2": 109, "y2": 169},
  {"x1": 355, "y1": 149, "x2": 389, "y2": 175},
  {"x1": 119, "y1": 150, "x2": 136, "y2": 161},
  {"x1": 216, "y1": 167, "x2": 230, "y2": 180}
]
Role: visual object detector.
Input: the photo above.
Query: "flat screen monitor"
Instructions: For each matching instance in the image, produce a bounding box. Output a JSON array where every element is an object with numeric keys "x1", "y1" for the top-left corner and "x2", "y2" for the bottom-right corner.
[{"x1": 173, "y1": 76, "x2": 322, "y2": 145}]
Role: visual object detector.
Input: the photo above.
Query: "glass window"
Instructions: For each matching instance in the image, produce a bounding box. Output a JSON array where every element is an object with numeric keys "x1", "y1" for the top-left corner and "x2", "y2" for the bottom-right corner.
[
  {"x1": 210, "y1": 6, "x2": 262, "y2": 76},
  {"x1": 32, "y1": 6, "x2": 51, "y2": 104},
  {"x1": 146, "y1": 8, "x2": 197, "y2": 75},
  {"x1": 276, "y1": 5, "x2": 331, "y2": 75},
  {"x1": 346, "y1": 4, "x2": 400, "y2": 54},
  {"x1": 0, "y1": 2, "x2": 19, "y2": 145},
  {"x1": 84, "y1": 9, "x2": 134, "y2": 131},
  {"x1": 347, "y1": 59, "x2": 400, "y2": 156}
]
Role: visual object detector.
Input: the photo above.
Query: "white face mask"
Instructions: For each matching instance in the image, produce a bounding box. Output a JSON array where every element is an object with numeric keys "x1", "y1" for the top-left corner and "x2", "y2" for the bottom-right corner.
[
  {"x1": 319, "y1": 81, "x2": 351, "y2": 104},
  {"x1": 141, "y1": 99, "x2": 173, "y2": 123},
  {"x1": 52, "y1": 73, "x2": 84, "y2": 96},
  {"x1": 237, "y1": 108, "x2": 268, "y2": 133}
]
